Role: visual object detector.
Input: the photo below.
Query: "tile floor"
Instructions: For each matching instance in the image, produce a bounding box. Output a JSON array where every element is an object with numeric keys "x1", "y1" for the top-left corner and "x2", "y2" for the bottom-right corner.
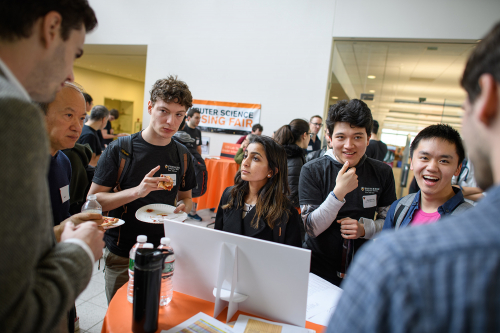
[{"x1": 76, "y1": 208, "x2": 216, "y2": 332}]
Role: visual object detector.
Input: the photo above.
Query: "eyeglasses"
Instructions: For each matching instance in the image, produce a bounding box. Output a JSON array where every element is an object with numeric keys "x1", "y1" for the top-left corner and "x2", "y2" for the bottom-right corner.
[{"x1": 311, "y1": 122, "x2": 323, "y2": 127}]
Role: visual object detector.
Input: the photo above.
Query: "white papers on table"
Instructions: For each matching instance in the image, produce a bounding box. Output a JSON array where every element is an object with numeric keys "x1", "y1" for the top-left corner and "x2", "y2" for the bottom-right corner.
[
  {"x1": 161, "y1": 312, "x2": 234, "y2": 333},
  {"x1": 233, "y1": 315, "x2": 315, "y2": 333},
  {"x1": 306, "y1": 273, "x2": 343, "y2": 326}
]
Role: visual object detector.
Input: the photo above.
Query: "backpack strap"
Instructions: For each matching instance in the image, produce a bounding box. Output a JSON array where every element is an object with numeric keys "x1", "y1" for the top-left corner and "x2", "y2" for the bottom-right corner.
[
  {"x1": 173, "y1": 141, "x2": 188, "y2": 188},
  {"x1": 393, "y1": 193, "x2": 417, "y2": 230},
  {"x1": 450, "y1": 201, "x2": 473, "y2": 215},
  {"x1": 113, "y1": 136, "x2": 133, "y2": 193}
]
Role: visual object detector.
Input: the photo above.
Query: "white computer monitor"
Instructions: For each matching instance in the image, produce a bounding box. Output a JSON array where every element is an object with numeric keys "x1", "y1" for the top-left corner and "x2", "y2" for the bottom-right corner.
[{"x1": 163, "y1": 220, "x2": 311, "y2": 327}]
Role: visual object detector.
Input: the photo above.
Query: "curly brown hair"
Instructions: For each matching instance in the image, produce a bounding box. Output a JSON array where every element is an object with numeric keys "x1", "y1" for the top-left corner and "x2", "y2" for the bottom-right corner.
[{"x1": 149, "y1": 75, "x2": 193, "y2": 109}]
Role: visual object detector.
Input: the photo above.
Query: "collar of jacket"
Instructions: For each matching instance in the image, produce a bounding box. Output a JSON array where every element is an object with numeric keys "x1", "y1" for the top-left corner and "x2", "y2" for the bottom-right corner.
[
  {"x1": 412, "y1": 187, "x2": 466, "y2": 216},
  {"x1": 284, "y1": 144, "x2": 305, "y2": 159}
]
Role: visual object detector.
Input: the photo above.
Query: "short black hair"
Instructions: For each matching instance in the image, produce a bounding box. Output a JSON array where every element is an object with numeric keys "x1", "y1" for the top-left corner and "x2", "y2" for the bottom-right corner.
[
  {"x1": 410, "y1": 124, "x2": 465, "y2": 167},
  {"x1": 0, "y1": 0, "x2": 97, "y2": 42},
  {"x1": 326, "y1": 99, "x2": 373, "y2": 137},
  {"x1": 372, "y1": 120, "x2": 379, "y2": 135},
  {"x1": 82, "y1": 92, "x2": 93, "y2": 104},
  {"x1": 461, "y1": 22, "x2": 500, "y2": 103},
  {"x1": 89, "y1": 105, "x2": 109, "y2": 121},
  {"x1": 252, "y1": 124, "x2": 263, "y2": 132},
  {"x1": 109, "y1": 108, "x2": 119, "y2": 119},
  {"x1": 187, "y1": 108, "x2": 200, "y2": 118}
]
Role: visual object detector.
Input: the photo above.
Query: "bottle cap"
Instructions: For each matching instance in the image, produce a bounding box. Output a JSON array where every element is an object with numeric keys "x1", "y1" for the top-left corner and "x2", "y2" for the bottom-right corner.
[
  {"x1": 160, "y1": 237, "x2": 171, "y2": 246},
  {"x1": 137, "y1": 235, "x2": 147, "y2": 243},
  {"x1": 87, "y1": 194, "x2": 97, "y2": 201},
  {"x1": 143, "y1": 243, "x2": 154, "y2": 249}
]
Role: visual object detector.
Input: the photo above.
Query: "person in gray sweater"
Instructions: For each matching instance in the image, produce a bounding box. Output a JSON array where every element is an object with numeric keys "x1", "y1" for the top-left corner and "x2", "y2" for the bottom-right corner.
[{"x1": 0, "y1": 2, "x2": 104, "y2": 332}]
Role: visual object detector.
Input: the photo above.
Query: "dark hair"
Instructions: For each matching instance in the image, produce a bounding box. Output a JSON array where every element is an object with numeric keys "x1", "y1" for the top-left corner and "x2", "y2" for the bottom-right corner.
[
  {"x1": 89, "y1": 105, "x2": 109, "y2": 121},
  {"x1": 410, "y1": 124, "x2": 465, "y2": 167},
  {"x1": 310, "y1": 115, "x2": 322, "y2": 122},
  {"x1": 252, "y1": 124, "x2": 263, "y2": 132},
  {"x1": 109, "y1": 108, "x2": 119, "y2": 119},
  {"x1": 149, "y1": 75, "x2": 193, "y2": 109},
  {"x1": 82, "y1": 92, "x2": 93, "y2": 104},
  {"x1": 187, "y1": 108, "x2": 201, "y2": 118},
  {"x1": 326, "y1": 99, "x2": 373, "y2": 137},
  {"x1": 222, "y1": 136, "x2": 291, "y2": 229},
  {"x1": 274, "y1": 119, "x2": 309, "y2": 146},
  {"x1": 0, "y1": 1, "x2": 97, "y2": 42},
  {"x1": 372, "y1": 120, "x2": 379, "y2": 135},
  {"x1": 461, "y1": 22, "x2": 500, "y2": 103}
]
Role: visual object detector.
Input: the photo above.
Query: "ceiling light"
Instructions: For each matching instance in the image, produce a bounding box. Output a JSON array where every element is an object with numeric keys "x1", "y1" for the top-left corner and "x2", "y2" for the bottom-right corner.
[
  {"x1": 369, "y1": 90, "x2": 375, "y2": 93},
  {"x1": 331, "y1": 96, "x2": 338, "y2": 99},
  {"x1": 367, "y1": 75, "x2": 376, "y2": 79}
]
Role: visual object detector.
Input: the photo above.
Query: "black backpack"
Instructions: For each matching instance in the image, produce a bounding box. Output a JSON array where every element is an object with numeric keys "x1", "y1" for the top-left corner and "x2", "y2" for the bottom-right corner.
[{"x1": 172, "y1": 136, "x2": 208, "y2": 198}]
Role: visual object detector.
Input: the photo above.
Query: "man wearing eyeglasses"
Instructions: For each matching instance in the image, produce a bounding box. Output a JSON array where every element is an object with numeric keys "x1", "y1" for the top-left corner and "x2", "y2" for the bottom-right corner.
[{"x1": 307, "y1": 115, "x2": 323, "y2": 153}]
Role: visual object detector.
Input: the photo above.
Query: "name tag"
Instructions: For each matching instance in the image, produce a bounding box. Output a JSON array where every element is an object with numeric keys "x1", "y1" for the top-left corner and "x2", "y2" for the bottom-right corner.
[
  {"x1": 196, "y1": 139, "x2": 200, "y2": 145},
  {"x1": 307, "y1": 145, "x2": 313, "y2": 151},
  {"x1": 362, "y1": 194, "x2": 377, "y2": 208},
  {"x1": 60, "y1": 185, "x2": 70, "y2": 203},
  {"x1": 161, "y1": 174, "x2": 177, "y2": 186}
]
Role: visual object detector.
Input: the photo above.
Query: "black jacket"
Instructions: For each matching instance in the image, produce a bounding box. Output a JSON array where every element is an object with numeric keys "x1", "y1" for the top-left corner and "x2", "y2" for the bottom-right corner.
[
  {"x1": 215, "y1": 187, "x2": 302, "y2": 247},
  {"x1": 284, "y1": 144, "x2": 306, "y2": 208}
]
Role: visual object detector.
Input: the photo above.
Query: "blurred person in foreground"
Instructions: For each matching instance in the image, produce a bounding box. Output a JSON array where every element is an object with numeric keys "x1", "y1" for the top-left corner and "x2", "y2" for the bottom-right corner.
[
  {"x1": 0, "y1": 1, "x2": 104, "y2": 332},
  {"x1": 327, "y1": 22, "x2": 500, "y2": 332},
  {"x1": 215, "y1": 136, "x2": 302, "y2": 247}
]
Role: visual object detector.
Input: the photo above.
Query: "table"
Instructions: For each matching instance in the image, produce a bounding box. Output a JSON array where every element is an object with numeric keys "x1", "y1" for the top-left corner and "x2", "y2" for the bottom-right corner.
[
  {"x1": 192, "y1": 158, "x2": 240, "y2": 212},
  {"x1": 101, "y1": 285, "x2": 326, "y2": 333}
]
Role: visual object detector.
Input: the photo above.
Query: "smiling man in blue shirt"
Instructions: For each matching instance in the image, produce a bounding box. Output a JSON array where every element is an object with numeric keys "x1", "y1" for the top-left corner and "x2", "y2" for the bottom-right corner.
[{"x1": 327, "y1": 21, "x2": 500, "y2": 333}]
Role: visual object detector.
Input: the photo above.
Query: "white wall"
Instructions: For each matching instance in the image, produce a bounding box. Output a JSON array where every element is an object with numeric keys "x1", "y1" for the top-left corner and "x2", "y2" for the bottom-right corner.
[
  {"x1": 86, "y1": 0, "x2": 336, "y2": 155},
  {"x1": 332, "y1": 0, "x2": 500, "y2": 40},
  {"x1": 85, "y1": 0, "x2": 500, "y2": 154}
]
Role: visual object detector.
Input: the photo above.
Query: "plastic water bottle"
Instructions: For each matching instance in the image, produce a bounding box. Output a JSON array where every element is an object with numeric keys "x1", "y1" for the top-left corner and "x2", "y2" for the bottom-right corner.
[
  {"x1": 127, "y1": 236, "x2": 152, "y2": 303},
  {"x1": 158, "y1": 237, "x2": 175, "y2": 306},
  {"x1": 81, "y1": 194, "x2": 102, "y2": 214}
]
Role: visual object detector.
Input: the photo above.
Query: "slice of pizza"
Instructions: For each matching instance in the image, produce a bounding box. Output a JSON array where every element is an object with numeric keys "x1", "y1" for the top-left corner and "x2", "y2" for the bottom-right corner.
[
  {"x1": 101, "y1": 217, "x2": 119, "y2": 227},
  {"x1": 158, "y1": 175, "x2": 174, "y2": 191}
]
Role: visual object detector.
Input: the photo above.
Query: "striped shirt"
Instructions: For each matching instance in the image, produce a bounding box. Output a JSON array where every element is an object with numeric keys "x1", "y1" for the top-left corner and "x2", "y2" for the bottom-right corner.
[{"x1": 327, "y1": 185, "x2": 500, "y2": 333}]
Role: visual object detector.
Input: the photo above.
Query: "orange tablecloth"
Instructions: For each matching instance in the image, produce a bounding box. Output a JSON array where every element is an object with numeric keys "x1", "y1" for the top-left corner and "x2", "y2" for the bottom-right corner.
[
  {"x1": 192, "y1": 158, "x2": 240, "y2": 211},
  {"x1": 101, "y1": 285, "x2": 326, "y2": 333}
]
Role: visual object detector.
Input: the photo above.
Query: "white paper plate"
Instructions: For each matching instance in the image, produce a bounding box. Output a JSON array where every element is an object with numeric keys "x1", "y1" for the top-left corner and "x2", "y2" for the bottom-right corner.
[
  {"x1": 135, "y1": 204, "x2": 187, "y2": 224},
  {"x1": 101, "y1": 218, "x2": 125, "y2": 230}
]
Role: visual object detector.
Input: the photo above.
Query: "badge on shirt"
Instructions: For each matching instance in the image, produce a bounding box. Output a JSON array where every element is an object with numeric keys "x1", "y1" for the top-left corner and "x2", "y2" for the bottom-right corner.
[
  {"x1": 196, "y1": 139, "x2": 200, "y2": 145},
  {"x1": 362, "y1": 194, "x2": 377, "y2": 208},
  {"x1": 307, "y1": 145, "x2": 313, "y2": 151},
  {"x1": 161, "y1": 174, "x2": 177, "y2": 186},
  {"x1": 60, "y1": 185, "x2": 70, "y2": 203}
]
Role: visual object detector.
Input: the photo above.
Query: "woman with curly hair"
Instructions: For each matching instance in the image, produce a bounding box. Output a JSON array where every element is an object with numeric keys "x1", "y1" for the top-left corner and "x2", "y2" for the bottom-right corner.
[{"x1": 215, "y1": 136, "x2": 302, "y2": 247}]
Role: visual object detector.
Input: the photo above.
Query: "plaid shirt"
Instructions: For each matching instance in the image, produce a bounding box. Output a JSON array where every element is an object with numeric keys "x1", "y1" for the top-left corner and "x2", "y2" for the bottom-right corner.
[{"x1": 327, "y1": 185, "x2": 500, "y2": 333}]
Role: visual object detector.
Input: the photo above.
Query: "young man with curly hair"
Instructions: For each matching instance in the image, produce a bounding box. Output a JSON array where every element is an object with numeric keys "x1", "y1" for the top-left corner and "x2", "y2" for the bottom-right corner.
[{"x1": 89, "y1": 76, "x2": 197, "y2": 303}]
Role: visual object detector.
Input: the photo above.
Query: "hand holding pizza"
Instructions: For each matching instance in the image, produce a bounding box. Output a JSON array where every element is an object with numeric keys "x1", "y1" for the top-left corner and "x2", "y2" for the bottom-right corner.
[{"x1": 135, "y1": 165, "x2": 166, "y2": 198}]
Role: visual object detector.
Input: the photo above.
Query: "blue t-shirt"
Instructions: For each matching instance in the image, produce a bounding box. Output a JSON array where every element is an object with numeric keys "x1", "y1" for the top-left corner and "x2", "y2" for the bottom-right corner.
[{"x1": 48, "y1": 151, "x2": 72, "y2": 225}]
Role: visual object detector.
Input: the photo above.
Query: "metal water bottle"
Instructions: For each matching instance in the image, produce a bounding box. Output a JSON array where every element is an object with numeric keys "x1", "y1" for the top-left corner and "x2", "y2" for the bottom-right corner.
[{"x1": 132, "y1": 248, "x2": 170, "y2": 333}]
